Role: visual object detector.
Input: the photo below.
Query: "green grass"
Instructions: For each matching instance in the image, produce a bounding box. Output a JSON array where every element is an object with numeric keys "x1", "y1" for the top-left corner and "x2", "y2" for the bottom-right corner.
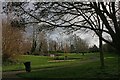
[
  {"x1": 3, "y1": 53, "x2": 98, "y2": 71},
  {"x1": 17, "y1": 53, "x2": 119, "y2": 78},
  {"x1": 3, "y1": 53, "x2": 119, "y2": 78}
]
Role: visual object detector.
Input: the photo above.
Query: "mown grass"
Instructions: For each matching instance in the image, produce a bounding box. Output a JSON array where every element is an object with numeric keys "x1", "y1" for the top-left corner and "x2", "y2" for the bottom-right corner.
[
  {"x1": 3, "y1": 53, "x2": 98, "y2": 71},
  {"x1": 17, "y1": 53, "x2": 119, "y2": 78}
]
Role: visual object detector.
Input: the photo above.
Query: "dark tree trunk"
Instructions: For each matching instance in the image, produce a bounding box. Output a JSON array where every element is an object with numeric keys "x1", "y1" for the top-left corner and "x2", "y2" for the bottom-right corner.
[
  {"x1": 99, "y1": 19, "x2": 104, "y2": 69},
  {"x1": 114, "y1": 39, "x2": 120, "y2": 54},
  {"x1": 99, "y1": 35, "x2": 104, "y2": 68},
  {"x1": 30, "y1": 39, "x2": 36, "y2": 54}
]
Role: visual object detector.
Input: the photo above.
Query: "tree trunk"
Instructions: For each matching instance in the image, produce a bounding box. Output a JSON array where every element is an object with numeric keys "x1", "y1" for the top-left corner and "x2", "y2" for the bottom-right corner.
[
  {"x1": 30, "y1": 39, "x2": 36, "y2": 54},
  {"x1": 99, "y1": 31, "x2": 104, "y2": 68}
]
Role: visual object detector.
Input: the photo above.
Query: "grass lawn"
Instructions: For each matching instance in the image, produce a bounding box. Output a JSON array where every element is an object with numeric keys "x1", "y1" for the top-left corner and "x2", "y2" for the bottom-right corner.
[
  {"x1": 3, "y1": 52, "x2": 119, "y2": 78},
  {"x1": 17, "y1": 53, "x2": 119, "y2": 78},
  {"x1": 3, "y1": 53, "x2": 98, "y2": 71}
]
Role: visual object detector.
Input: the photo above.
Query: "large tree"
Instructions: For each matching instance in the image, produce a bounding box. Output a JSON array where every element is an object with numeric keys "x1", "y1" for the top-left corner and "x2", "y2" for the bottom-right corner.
[{"x1": 3, "y1": 2, "x2": 120, "y2": 52}]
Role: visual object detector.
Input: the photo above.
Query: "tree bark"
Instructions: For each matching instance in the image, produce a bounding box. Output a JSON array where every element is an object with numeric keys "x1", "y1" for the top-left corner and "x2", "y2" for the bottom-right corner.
[{"x1": 99, "y1": 34, "x2": 104, "y2": 68}]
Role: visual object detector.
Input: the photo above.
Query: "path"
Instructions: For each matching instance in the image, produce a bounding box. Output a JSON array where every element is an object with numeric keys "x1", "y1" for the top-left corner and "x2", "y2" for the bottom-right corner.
[
  {"x1": 2, "y1": 70, "x2": 25, "y2": 78},
  {"x1": 2, "y1": 66, "x2": 69, "y2": 79},
  {"x1": 2, "y1": 66, "x2": 72, "y2": 79}
]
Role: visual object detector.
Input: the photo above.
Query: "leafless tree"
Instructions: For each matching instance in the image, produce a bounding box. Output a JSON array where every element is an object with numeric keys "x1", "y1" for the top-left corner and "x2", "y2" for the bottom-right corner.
[
  {"x1": 3, "y1": 2, "x2": 120, "y2": 53},
  {"x1": 2, "y1": 19, "x2": 23, "y2": 63},
  {"x1": 2, "y1": 2, "x2": 120, "y2": 68}
]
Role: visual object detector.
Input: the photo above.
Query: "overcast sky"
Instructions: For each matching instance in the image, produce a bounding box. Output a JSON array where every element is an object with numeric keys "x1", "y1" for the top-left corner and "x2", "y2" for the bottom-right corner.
[
  {"x1": 25, "y1": 26, "x2": 100, "y2": 47},
  {"x1": 1, "y1": 1, "x2": 110, "y2": 48}
]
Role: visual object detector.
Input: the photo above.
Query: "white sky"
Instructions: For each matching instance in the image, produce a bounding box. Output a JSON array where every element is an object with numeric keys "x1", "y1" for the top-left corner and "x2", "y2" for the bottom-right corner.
[
  {"x1": 25, "y1": 26, "x2": 100, "y2": 47},
  {"x1": 44, "y1": 28, "x2": 100, "y2": 47},
  {"x1": 1, "y1": 1, "x2": 112, "y2": 48}
]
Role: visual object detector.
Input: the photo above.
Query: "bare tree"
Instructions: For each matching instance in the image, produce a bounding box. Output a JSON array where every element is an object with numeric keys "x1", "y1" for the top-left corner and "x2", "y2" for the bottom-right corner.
[
  {"x1": 2, "y1": 19, "x2": 23, "y2": 63},
  {"x1": 64, "y1": 43, "x2": 69, "y2": 60},
  {"x1": 68, "y1": 34, "x2": 88, "y2": 53},
  {"x1": 38, "y1": 31, "x2": 48, "y2": 55},
  {"x1": 3, "y1": 2, "x2": 120, "y2": 53},
  {"x1": 2, "y1": 2, "x2": 120, "y2": 68},
  {"x1": 20, "y1": 38, "x2": 32, "y2": 55}
]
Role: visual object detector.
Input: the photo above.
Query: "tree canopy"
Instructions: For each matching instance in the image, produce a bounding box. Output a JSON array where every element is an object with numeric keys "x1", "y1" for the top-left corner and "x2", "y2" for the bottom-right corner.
[{"x1": 3, "y1": 2, "x2": 120, "y2": 53}]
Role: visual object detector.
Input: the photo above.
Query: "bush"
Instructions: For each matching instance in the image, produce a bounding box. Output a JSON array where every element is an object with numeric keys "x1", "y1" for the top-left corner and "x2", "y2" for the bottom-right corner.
[{"x1": 2, "y1": 19, "x2": 23, "y2": 64}]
